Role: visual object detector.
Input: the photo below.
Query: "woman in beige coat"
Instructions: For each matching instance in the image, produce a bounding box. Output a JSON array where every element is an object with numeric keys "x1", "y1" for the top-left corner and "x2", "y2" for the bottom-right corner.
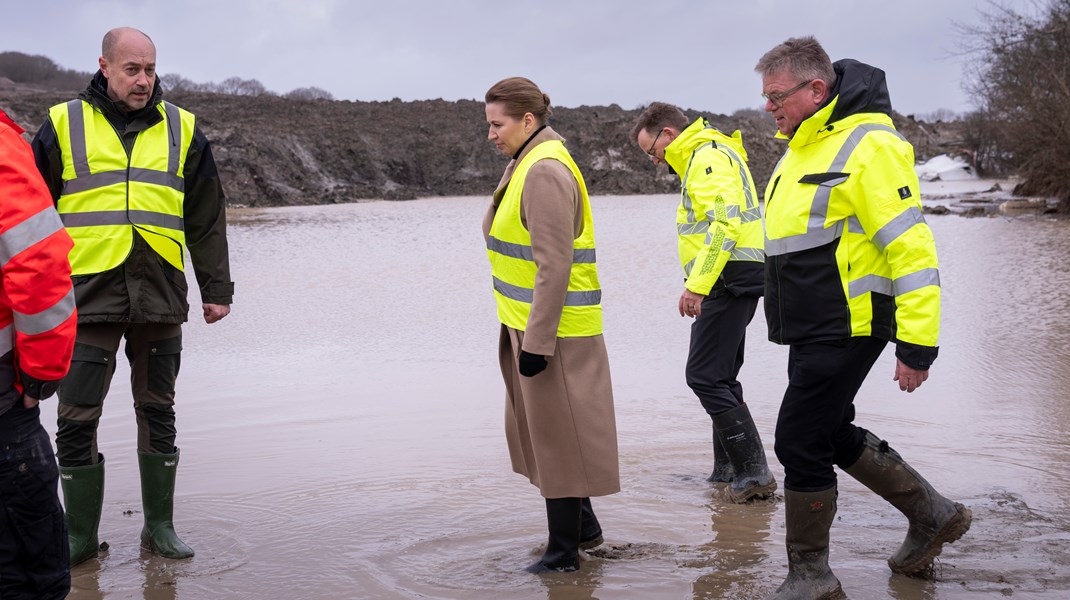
[{"x1": 482, "y1": 77, "x2": 620, "y2": 573}]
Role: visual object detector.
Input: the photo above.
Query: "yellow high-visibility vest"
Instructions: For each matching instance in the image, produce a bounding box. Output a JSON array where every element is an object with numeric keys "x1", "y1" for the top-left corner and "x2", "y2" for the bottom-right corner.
[
  {"x1": 49, "y1": 99, "x2": 195, "y2": 276},
  {"x1": 487, "y1": 140, "x2": 603, "y2": 337}
]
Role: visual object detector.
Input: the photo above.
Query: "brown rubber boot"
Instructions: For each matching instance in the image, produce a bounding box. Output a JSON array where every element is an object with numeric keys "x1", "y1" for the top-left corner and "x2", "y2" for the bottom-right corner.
[
  {"x1": 770, "y1": 487, "x2": 846, "y2": 599},
  {"x1": 844, "y1": 432, "x2": 972, "y2": 576}
]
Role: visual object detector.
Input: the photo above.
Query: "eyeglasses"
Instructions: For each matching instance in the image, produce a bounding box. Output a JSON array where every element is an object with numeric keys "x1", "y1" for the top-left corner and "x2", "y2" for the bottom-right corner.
[
  {"x1": 646, "y1": 128, "x2": 665, "y2": 157},
  {"x1": 761, "y1": 79, "x2": 812, "y2": 108}
]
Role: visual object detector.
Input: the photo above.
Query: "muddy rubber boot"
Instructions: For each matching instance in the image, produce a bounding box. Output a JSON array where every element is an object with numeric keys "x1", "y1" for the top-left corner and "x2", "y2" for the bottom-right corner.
[
  {"x1": 138, "y1": 449, "x2": 194, "y2": 559},
  {"x1": 579, "y1": 497, "x2": 603, "y2": 550},
  {"x1": 60, "y1": 455, "x2": 106, "y2": 566},
  {"x1": 525, "y1": 497, "x2": 581, "y2": 573},
  {"x1": 844, "y1": 432, "x2": 971, "y2": 576},
  {"x1": 769, "y1": 488, "x2": 846, "y2": 600},
  {"x1": 712, "y1": 404, "x2": 777, "y2": 502},
  {"x1": 706, "y1": 424, "x2": 736, "y2": 484}
]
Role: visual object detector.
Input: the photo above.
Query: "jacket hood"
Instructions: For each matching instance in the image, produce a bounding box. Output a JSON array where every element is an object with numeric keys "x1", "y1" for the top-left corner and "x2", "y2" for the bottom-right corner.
[
  {"x1": 81, "y1": 70, "x2": 164, "y2": 123},
  {"x1": 823, "y1": 59, "x2": 892, "y2": 126},
  {"x1": 665, "y1": 117, "x2": 747, "y2": 175}
]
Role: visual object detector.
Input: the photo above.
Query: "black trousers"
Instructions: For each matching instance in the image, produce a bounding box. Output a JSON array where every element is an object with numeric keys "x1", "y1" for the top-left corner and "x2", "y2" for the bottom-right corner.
[
  {"x1": 686, "y1": 292, "x2": 759, "y2": 417},
  {"x1": 0, "y1": 404, "x2": 70, "y2": 600},
  {"x1": 774, "y1": 337, "x2": 887, "y2": 492}
]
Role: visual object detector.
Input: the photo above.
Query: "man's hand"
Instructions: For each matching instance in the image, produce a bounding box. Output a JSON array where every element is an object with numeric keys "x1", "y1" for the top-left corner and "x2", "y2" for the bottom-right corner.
[
  {"x1": 679, "y1": 289, "x2": 706, "y2": 318},
  {"x1": 894, "y1": 359, "x2": 929, "y2": 393},
  {"x1": 22, "y1": 394, "x2": 39, "y2": 409},
  {"x1": 518, "y1": 350, "x2": 548, "y2": 377},
  {"x1": 203, "y1": 303, "x2": 231, "y2": 324}
]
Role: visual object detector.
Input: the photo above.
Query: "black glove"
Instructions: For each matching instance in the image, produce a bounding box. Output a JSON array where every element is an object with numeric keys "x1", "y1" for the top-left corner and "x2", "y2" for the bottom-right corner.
[{"x1": 518, "y1": 350, "x2": 548, "y2": 377}]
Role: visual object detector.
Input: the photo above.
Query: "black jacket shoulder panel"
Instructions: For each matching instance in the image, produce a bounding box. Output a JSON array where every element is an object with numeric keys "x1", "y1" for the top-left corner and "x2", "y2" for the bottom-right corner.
[{"x1": 825, "y1": 59, "x2": 893, "y2": 127}]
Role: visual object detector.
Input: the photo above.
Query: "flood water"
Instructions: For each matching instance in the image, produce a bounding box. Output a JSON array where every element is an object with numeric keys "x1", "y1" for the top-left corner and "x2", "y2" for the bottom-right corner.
[{"x1": 50, "y1": 194, "x2": 1070, "y2": 599}]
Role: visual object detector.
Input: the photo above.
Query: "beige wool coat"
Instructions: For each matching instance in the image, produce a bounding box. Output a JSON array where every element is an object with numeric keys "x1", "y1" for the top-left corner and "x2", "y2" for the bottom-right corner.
[{"x1": 483, "y1": 127, "x2": 620, "y2": 499}]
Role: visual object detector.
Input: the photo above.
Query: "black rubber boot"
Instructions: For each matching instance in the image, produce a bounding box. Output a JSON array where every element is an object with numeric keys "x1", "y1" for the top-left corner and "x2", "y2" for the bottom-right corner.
[
  {"x1": 525, "y1": 497, "x2": 581, "y2": 573},
  {"x1": 706, "y1": 424, "x2": 735, "y2": 483},
  {"x1": 712, "y1": 404, "x2": 777, "y2": 502},
  {"x1": 60, "y1": 454, "x2": 106, "y2": 566},
  {"x1": 138, "y1": 449, "x2": 194, "y2": 559},
  {"x1": 769, "y1": 488, "x2": 846, "y2": 600},
  {"x1": 579, "y1": 497, "x2": 603, "y2": 550},
  {"x1": 844, "y1": 432, "x2": 972, "y2": 576}
]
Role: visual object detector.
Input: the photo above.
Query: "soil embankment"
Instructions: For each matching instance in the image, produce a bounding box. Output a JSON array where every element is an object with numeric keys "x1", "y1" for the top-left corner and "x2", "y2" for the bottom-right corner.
[{"x1": 2, "y1": 86, "x2": 944, "y2": 207}]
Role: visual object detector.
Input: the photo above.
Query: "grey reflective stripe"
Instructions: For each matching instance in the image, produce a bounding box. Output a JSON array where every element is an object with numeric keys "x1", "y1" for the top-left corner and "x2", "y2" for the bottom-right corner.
[
  {"x1": 722, "y1": 238, "x2": 737, "y2": 252},
  {"x1": 731, "y1": 247, "x2": 766, "y2": 262},
  {"x1": 60, "y1": 210, "x2": 184, "y2": 230},
  {"x1": 848, "y1": 268, "x2": 940, "y2": 298},
  {"x1": 492, "y1": 277, "x2": 601, "y2": 306},
  {"x1": 683, "y1": 258, "x2": 695, "y2": 277},
  {"x1": 847, "y1": 216, "x2": 865, "y2": 235},
  {"x1": 61, "y1": 170, "x2": 125, "y2": 195},
  {"x1": 66, "y1": 100, "x2": 90, "y2": 177},
  {"x1": 871, "y1": 206, "x2": 926, "y2": 251},
  {"x1": 14, "y1": 288, "x2": 75, "y2": 336},
  {"x1": 741, "y1": 207, "x2": 762, "y2": 224},
  {"x1": 129, "y1": 167, "x2": 184, "y2": 192},
  {"x1": 488, "y1": 236, "x2": 596, "y2": 264},
  {"x1": 163, "y1": 102, "x2": 181, "y2": 175},
  {"x1": 765, "y1": 123, "x2": 906, "y2": 256},
  {"x1": 62, "y1": 167, "x2": 185, "y2": 195},
  {"x1": 487, "y1": 236, "x2": 532, "y2": 261},
  {"x1": 713, "y1": 141, "x2": 757, "y2": 210},
  {"x1": 0, "y1": 325, "x2": 12, "y2": 357},
  {"x1": 725, "y1": 205, "x2": 740, "y2": 219},
  {"x1": 572, "y1": 248, "x2": 596, "y2": 263},
  {"x1": 0, "y1": 208, "x2": 65, "y2": 267},
  {"x1": 678, "y1": 222, "x2": 709, "y2": 236}
]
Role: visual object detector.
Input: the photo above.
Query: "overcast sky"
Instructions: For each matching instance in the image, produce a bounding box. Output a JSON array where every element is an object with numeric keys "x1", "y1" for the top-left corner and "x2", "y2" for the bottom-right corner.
[{"x1": 5, "y1": 0, "x2": 1001, "y2": 118}]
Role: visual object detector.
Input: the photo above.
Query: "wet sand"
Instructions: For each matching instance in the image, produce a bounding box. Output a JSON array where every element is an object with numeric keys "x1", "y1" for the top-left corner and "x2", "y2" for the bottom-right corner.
[{"x1": 49, "y1": 193, "x2": 1070, "y2": 599}]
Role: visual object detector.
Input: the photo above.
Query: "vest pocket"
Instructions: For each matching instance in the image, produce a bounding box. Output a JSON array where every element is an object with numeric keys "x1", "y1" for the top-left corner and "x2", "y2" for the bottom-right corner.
[{"x1": 147, "y1": 335, "x2": 182, "y2": 394}]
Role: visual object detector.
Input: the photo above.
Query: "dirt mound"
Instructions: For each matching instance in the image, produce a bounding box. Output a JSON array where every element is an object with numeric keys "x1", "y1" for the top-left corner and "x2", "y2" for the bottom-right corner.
[{"x1": 3, "y1": 87, "x2": 937, "y2": 207}]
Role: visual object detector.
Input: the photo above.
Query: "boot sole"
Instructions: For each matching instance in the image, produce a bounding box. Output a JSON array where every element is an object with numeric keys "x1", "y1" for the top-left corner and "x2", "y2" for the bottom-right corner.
[
  {"x1": 579, "y1": 534, "x2": 604, "y2": 550},
  {"x1": 889, "y1": 503, "x2": 972, "y2": 576},
  {"x1": 726, "y1": 480, "x2": 778, "y2": 504}
]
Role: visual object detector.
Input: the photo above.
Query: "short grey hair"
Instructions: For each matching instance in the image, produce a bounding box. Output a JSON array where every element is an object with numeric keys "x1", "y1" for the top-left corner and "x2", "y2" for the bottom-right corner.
[{"x1": 755, "y1": 36, "x2": 836, "y2": 88}]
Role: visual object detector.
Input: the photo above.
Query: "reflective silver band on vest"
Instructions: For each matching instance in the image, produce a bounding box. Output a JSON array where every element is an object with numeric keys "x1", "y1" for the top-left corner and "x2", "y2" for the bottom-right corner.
[
  {"x1": 487, "y1": 236, "x2": 595, "y2": 264},
  {"x1": 765, "y1": 123, "x2": 906, "y2": 256},
  {"x1": 66, "y1": 100, "x2": 91, "y2": 177},
  {"x1": 61, "y1": 167, "x2": 185, "y2": 196},
  {"x1": 164, "y1": 102, "x2": 182, "y2": 174},
  {"x1": 732, "y1": 247, "x2": 765, "y2": 262},
  {"x1": 0, "y1": 324, "x2": 12, "y2": 357},
  {"x1": 13, "y1": 288, "x2": 75, "y2": 336},
  {"x1": 62, "y1": 100, "x2": 185, "y2": 194},
  {"x1": 492, "y1": 276, "x2": 601, "y2": 306},
  {"x1": 871, "y1": 206, "x2": 926, "y2": 251},
  {"x1": 0, "y1": 208, "x2": 65, "y2": 267},
  {"x1": 60, "y1": 210, "x2": 184, "y2": 231},
  {"x1": 848, "y1": 267, "x2": 940, "y2": 298}
]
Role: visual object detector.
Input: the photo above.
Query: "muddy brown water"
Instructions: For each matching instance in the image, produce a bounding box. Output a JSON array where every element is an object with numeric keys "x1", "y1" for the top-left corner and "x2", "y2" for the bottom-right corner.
[{"x1": 51, "y1": 194, "x2": 1070, "y2": 599}]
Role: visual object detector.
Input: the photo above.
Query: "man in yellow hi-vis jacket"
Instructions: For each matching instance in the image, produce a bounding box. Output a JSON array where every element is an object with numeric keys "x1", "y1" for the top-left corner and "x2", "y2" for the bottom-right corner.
[
  {"x1": 632, "y1": 103, "x2": 774, "y2": 503},
  {"x1": 755, "y1": 37, "x2": 971, "y2": 598}
]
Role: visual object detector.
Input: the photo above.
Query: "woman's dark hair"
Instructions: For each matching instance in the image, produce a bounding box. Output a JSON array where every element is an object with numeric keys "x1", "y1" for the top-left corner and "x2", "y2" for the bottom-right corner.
[{"x1": 485, "y1": 77, "x2": 552, "y2": 125}]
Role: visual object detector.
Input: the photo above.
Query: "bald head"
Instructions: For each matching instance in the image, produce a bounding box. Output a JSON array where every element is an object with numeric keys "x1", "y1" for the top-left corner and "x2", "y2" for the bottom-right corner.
[
  {"x1": 102, "y1": 27, "x2": 154, "y2": 62},
  {"x1": 99, "y1": 27, "x2": 157, "y2": 111}
]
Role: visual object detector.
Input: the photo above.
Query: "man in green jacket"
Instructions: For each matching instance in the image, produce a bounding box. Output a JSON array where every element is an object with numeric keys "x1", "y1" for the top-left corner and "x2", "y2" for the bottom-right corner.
[
  {"x1": 632, "y1": 103, "x2": 774, "y2": 503},
  {"x1": 32, "y1": 27, "x2": 234, "y2": 565}
]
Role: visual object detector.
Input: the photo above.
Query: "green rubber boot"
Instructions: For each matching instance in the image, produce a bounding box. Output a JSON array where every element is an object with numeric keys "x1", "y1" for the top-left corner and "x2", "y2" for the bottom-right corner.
[
  {"x1": 138, "y1": 448, "x2": 194, "y2": 559},
  {"x1": 59, "y1": 455, "x2": 106, "y2": 566}
]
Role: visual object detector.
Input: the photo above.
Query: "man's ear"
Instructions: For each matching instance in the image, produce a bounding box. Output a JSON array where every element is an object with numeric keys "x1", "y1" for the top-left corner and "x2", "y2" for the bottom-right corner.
[{"x1": 98, "y1": 56, "x2": 109, "y2": 78}]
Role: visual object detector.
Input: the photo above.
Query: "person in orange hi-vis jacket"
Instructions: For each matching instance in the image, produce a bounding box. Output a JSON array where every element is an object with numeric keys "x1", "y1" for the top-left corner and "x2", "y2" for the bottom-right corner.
[{"x1": 0, "y1": 105, "x2": 77, "y2": 600}]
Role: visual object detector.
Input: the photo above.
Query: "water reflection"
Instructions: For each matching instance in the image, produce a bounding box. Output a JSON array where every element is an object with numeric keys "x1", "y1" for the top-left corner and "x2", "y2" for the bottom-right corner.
[{"x1": 50, "y1": 196, "x2": 1070, "y2": 599}]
